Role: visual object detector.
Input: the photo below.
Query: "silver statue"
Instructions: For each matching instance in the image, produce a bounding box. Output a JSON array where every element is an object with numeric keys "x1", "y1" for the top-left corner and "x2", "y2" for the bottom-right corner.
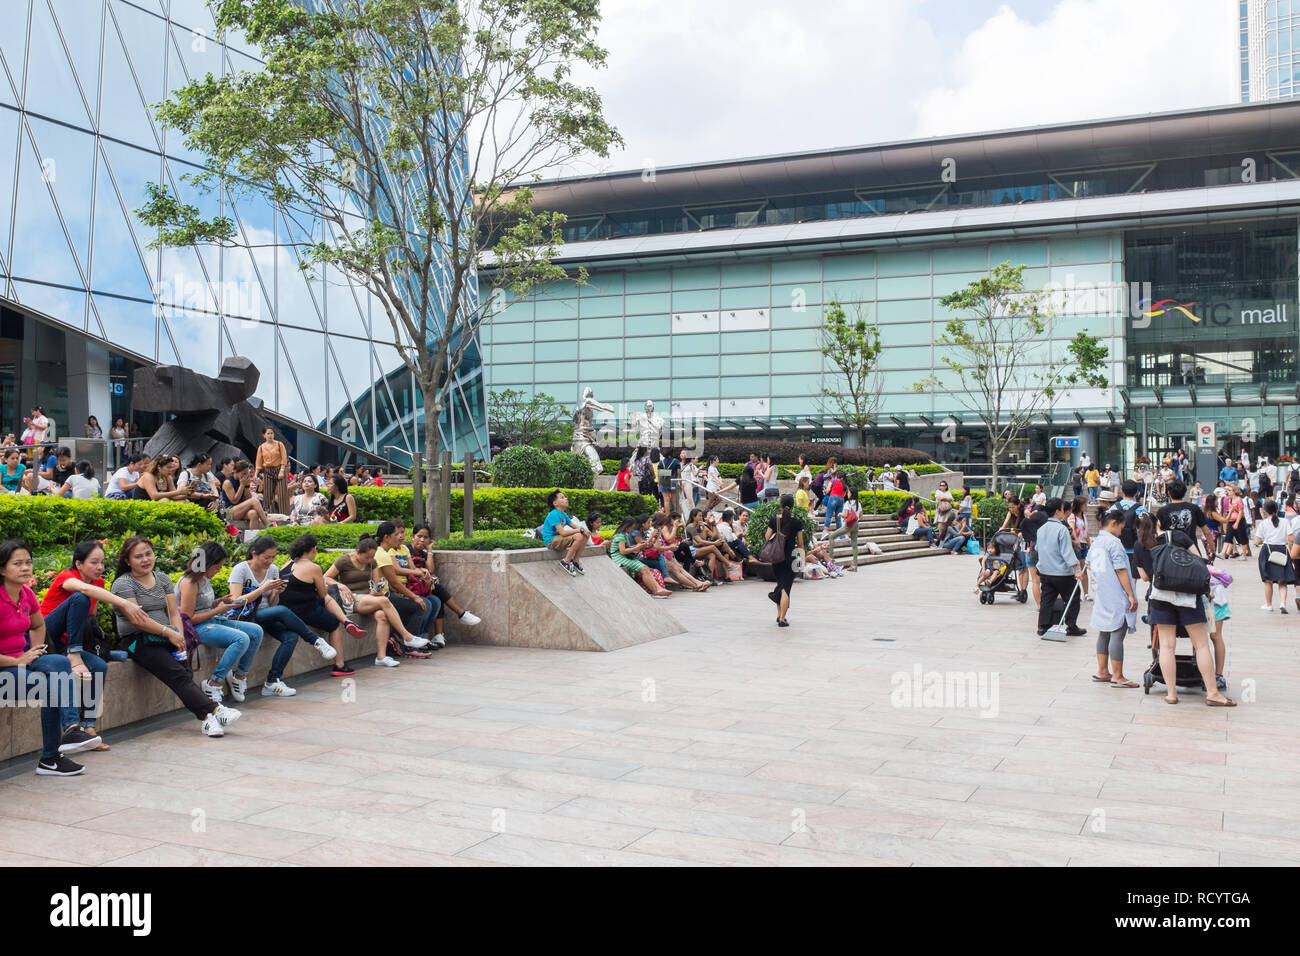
[
  {"x1": 572, "y1": 386, "x2": 614, "y2": 475},
  {"x1": 628, "y1": 399, "x2": 665, "y2": 450}
]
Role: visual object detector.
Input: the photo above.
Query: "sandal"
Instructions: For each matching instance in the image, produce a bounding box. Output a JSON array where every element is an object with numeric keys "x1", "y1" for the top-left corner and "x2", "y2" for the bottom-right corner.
[
  {"x1": 1110, "y1": 679, "x2": 1139, "y2": 688},
  {"x1": 82, "y1": 729, "x2": 110, "y2": 751},
  {"x1": 1090, "y1": 674, "x2": 1111, "y2": 682},
  {"x1": 1164, "y1": 696, "x2": 1178, "y2": 704},
  {"x1": 1206, "y1": 697, "x2": 1238, "y2": 707}
]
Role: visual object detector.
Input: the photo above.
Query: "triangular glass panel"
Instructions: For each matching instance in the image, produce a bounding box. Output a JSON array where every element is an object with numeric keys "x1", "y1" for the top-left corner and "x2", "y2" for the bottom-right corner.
[
  {"x1": 24, "y1": 116, "x2": 95, "y2": 280},
  {"x1": 98, "y1": 4, "x2": 161, "y2": 149},
  {"x1": 222, "y1": 312, "x2": 275, "y2": 384},
  {"x1": 326, "y1": 342, "x2": 369, "y2": 446},
  {"x1": 163, "y1": 305, "x2": 219, "y2": 377},
  {"x1": 0, "y1": 0, "x2": 30, "y2": 109},
  {"x1": 10, "y1": 279, "x2": 86, "y2": 330},
  {"x1": 166, "y1": 0, "x2": 217, "y2": 33},
  {"x1": 0, "y1": 105, "x2": 20, "y2": 268},
  {"x1": 272, "y1": 331, "x2": 308, "y2": 424},
  {"x1": 157, "y1": 321, "x2": 179, "y2": 366},
  {"x1": 277, "y1": 324, "x2": 325, "y2": 424},
  {"x1": 49, "y1": 0, "x2": 105, "y2": 114},
  {"x1": 277, "y1": 206, "x2": 324, "y2": 330},
  {"x1": 324, "y1": 262, "x2": 370, "y2": 338},
  {"x1": 164, "y1": 23, "x2": 223, "y2": 164},
  {"x1": 99, "y1": 139, "x2": 163, "y2": 284},
  {"x1": 89, "y1": 152, "x2": 156, "y2": 302},
  {"x1": 92, "y1": 294, "x2": 157, "y2": 361},
  {"x1": 25, "y1": 0, "x2": 95, "y2": 127},
  {"x1": 10, "y1": 127, "x2": 86, "y2": 288},
  {"x1": 158, "y1": 243, "x2": 218, "y2": 313},
  {"x1": 161, "y1": 162, "x2": 222, "y2": 289}
]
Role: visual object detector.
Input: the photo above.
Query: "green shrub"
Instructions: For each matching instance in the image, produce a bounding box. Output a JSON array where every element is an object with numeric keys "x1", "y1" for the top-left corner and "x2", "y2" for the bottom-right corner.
[
  {"x1": 348, "y1": 486, "x2": 414, "y2": 522},
  {"x1": 492, "y1": 445, "x2": 555, "y2": 488},
  {"x1": 745, "y1": 499, "x2": 817, "y2": 555},
  {"x1": 428, "y1": 532, "x2": 538, "y2": 551},
  {"x1": 0, "y1": 497, "x2": 227, "y2": 550},
  {"x1": 460, "y1": 489, "x2": 655, "y2": 532},
  {"x1": 261, "y1": 524, "x2": 380, "y2": 551},
  {"x1": 548, "y1": 451, "x2": 594, "y2": 490}
]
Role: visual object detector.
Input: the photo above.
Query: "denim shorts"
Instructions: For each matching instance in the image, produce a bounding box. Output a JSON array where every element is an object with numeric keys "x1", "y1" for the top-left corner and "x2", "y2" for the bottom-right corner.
[{"x1": 1024, "y1": 551, "x2": 1038, "y2": 568}]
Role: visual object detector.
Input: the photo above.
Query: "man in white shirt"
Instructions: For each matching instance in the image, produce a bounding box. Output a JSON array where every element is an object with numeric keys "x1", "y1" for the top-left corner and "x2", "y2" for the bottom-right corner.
[
  {"x1": 1080, "y1": 451, "x2": 1092, "y2": 471},
  {"x1": 105, "y1": 453, "x2": 147, "y2": 500}
]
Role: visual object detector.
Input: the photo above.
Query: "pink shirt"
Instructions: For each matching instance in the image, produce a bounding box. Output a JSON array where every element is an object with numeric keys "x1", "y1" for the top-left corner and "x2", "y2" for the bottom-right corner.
[{"x1": 0, "y1": 586, "x2": 39, "y2": 658}]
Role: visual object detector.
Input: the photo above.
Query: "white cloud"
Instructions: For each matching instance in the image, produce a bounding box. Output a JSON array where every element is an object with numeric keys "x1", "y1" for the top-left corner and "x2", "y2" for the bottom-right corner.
[
  {"x1": 911, "y1": 0, "x2": 1238, "y2": 138},
  {"x1": 567, "y1": 0, "x2": 1239, "y2": 173}
]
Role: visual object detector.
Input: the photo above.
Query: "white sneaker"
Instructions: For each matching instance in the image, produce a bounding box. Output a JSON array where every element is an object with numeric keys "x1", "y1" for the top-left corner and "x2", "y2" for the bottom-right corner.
[
  {"x1": 227, "y1": 674, "x2": 248, "y2": 702},
  {"x1": 261, "y1": 679, "x2": 297, "y2": 697},
  {"x1": 201, "y1": 679, "x2": 224, "y2": 704},
  {"x1": 201, "y1": 713, "x2": 225, "y2": 737},
  {"x1": 403, "y1": 635, "x2": 431, "y2": 649},
  {"x1": 214, "y1": 704, "x2": 242, "y2": 727},
  {"x1": 375, "y1": 656, "x2": 400, "y2": 667},
  {"x1": 1261, "y1": 604, "x2": 1274, "y2": 611},
  {"x1": 430, "y1": 633, "x2": 446, "y2": 648},
  {"x1": 460, "y1": 611, "x2": 481, "y2": 627},
  {"x1": 313, "y1": 637, "x2": 337, "y2": 662}
]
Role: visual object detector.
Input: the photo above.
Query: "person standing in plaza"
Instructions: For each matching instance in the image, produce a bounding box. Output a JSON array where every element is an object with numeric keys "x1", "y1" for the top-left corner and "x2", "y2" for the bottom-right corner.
[
  {"x1": 109, "y1": 418, "x2": 128, "y2": 470},
  {"x1": 1085, "y1": 463, "x2": 1101, "y2": 502},
  {"x1": 255, "y1": 427, "x2": 290, "y2": 516},
  {"x1": 1087, "y1": 508, "x2": 1139, "y2": 686},
  {"x1": 1033, "y1": 498, "x2": 1087, "y2": 640},
  {"x1": 1252, "y1": 498, "x2": 1293, "y2": 613},
  {"x1": 764, "y1": 493, "x2": 805, "y2": 628}
]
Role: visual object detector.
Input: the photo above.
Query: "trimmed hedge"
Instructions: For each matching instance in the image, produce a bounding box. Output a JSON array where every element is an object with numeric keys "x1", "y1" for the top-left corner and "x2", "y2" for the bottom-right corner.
[
  {"x1": 548, "y1": 451, "x2": 594, "y2": 490},
  {"x1": 493, "y1": 445, "x2": 555, "y2": 488},
  {"x1": 427, "y1": 532, "x2": 537, "y2": 551},
  {"x1": 0, "y1": 497, "x2": 228, "y2": 550}
]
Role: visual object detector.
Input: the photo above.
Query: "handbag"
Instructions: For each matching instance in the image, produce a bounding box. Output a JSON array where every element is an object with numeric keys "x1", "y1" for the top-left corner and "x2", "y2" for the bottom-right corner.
[
  {"x1": 80, "y1": 616, "x2": 113, "y2": 661},
  {"x1": 844, "y1": 508, "x2": 859, "y2": 527},
  {"x1": 179, "y1": 613, "x2": 202, "y2": 671},
  {"x1": 1267, "y1": 544, "x2": 1289, "y2": 567},
  {"x1": 758, "y1": 524, "x2": 786, "y2": 563},
  {"x1": 1151, "y1": 532, "x2": 1209, "y2": 594}
]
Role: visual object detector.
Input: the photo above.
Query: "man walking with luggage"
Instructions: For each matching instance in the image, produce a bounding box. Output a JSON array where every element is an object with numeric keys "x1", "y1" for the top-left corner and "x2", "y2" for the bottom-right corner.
[{"x1": 1034, "y1": 498, "x2": 1087, "y2": 641}]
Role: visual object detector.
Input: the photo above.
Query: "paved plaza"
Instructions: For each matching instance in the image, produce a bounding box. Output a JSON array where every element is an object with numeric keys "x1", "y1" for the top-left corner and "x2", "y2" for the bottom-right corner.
[{"x1": 2, "y1": 557, "x2": 1298, "y2": 867}]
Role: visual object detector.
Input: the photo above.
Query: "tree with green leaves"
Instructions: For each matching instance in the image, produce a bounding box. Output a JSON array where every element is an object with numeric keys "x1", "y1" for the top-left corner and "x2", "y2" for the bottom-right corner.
[
  {"x1": 817, "y1": 299, "x2": 883, "y2": 448},
  {"x1": 915, "y1": 261, "x2": 1109, "y2": 493},
  {"x1": 487, "y1": 388, "x2": 568, "y2": 448},
  {"x1": 138, "y1": 0, "x2": 621, "y2": 533}
]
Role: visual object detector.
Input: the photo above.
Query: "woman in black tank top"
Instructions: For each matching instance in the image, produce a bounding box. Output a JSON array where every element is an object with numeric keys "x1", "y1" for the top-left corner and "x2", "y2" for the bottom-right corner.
[{"x1": 278, "y1": 534, "x2": 364, "y2": 671}]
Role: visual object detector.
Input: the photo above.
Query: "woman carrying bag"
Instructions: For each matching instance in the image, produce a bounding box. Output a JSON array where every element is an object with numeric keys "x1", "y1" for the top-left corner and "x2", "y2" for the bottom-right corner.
[
  {"x1": 762, "y1": 493, "x2": 805, "y2": 628},
  {"x1": 1253, "y1": 498, "x2": 1294, "y2": 613}
]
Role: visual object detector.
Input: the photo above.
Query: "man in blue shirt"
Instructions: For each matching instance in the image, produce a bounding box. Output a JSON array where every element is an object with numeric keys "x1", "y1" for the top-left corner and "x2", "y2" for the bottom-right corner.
[
  {"x1": 1218, "y1": 461, "x2": 1238, "y2": 484},
  {"x1": 541, "y1": 489, "x2": 590, "y2": 576},
  {"x1": 1113, "y1": 479, "x2": 1147, "y2": 574},
  {"x1": 1033, "y1": 497, "x2": 1087, "y2": 640}
]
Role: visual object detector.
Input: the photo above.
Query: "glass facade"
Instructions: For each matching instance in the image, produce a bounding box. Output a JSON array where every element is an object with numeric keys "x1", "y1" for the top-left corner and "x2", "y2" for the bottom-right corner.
[
  {"x1": 482, "y1": 234, "x2": 1127, "y2": 461},
  {"x1": 0, "y1": 0, "x2": 485, "y2": 463}
]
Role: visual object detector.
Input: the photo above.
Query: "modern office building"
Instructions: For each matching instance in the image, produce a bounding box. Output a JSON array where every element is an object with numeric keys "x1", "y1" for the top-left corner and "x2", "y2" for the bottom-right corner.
[
  {"x1": 480, "y1": 99, "x2": 1300, "y2": 470},
  {"x1": 1241, "y1": 0, "x2": 1300, "y2": 102},
  {"x1": 0, "y1": 0, "x2": 485, "y2": 466}
]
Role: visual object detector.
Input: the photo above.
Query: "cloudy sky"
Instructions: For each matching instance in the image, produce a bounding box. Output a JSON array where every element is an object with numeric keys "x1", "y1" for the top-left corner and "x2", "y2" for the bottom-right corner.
[{"x1": 563, "y1": 0, "x2": 1239, "y2": 175}]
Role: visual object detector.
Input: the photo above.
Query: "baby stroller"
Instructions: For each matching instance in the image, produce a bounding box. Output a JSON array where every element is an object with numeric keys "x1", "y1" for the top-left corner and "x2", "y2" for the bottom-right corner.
[
  {"x1": 1142, "y1": 621, "x2": 1206, "y2": 695},
  {"x1": 977, "y1": 530, "x2": 1029, "y2": 605}
]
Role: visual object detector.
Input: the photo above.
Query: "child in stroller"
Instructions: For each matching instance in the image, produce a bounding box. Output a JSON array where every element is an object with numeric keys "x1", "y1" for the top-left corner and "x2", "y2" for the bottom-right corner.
[{"x1": 975, "y1": 530, "x2": 1029, "y2": 604}]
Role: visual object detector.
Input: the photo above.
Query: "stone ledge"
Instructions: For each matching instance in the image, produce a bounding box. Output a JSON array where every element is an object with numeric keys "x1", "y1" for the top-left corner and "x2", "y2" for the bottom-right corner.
[{"x1": 2, "y1": 545, "x2": 682, "y2": 761}]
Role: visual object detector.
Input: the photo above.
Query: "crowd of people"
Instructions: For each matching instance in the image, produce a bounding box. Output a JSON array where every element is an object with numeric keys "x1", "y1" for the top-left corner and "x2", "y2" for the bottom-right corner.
[
  {"x1": 1, "y1": 431, "x2": 393, "y2": 530},
  {"x1": 967, "y1": 448, "x2": 1300, "y2": 707},
  {"x1": 0, "y1": 520, "x2": 482, "y2": 777}
]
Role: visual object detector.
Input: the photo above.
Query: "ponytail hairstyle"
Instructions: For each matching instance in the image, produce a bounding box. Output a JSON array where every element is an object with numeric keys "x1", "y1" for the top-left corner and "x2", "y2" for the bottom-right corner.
[
  {"x1": 1136, "y1": 513, "x2": 1157, "y2": 551},
  {"x1": 1265, "y1": 497, "x2": 1280, "y2": 527},
  {"x1": 186, "y1": 541, "x2": 228, "y2": 577},
  {"x1": 289, "y1": 534, "x2": 318, "y2": 561},
  {"x1": 780, "y1": 492, "x2": 794, "y2": 532}
]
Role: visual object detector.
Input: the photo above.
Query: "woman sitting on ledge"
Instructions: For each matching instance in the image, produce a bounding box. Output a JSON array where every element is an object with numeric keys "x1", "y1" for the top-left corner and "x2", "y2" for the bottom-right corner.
[
  {"x1": 220, "y1": 459, "x2": 269, "y2": 529},
  {"x1": 277, "y1": 534, "x2": 362, "y2": 677},
  {"x1": 134, "y1": 455, "x2": 193, "y2": 503},
  {"x1": 110, "y1": 535, "x2": 239, "y2": 738},
  {"x1": 408, "y1": 522, "x2": 482, "y2": 637},
  {"x1": 609, "y1": 516, "x2": 671, "y2": 598},
  {"x1": 40, "y1": 540, "x2": 156, "y2": 752},
  {"x1": 178, "y1": 542, "x2": 264, "y2": 706},
  {"x1": 326, "y1": 534, "x2": 431, "y2": 666},
  {"x1": 327, "y1": 474, "x2": 358, "y2": 523}
]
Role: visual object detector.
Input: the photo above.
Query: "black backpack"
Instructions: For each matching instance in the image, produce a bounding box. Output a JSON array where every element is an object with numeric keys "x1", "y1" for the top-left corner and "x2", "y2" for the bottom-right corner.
[
  {"x1": 1151, "y1": 531, "x2": 1209, "y2": 595},
  {"x1": 1116, "y1": 502, "x2": 1140, "y2": 550}
]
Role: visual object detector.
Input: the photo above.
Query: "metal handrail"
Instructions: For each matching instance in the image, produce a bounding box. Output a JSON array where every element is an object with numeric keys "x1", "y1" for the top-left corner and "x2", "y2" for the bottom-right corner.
[{"x1": 677, "y1": 475, "x2": 754, "y2": 514}]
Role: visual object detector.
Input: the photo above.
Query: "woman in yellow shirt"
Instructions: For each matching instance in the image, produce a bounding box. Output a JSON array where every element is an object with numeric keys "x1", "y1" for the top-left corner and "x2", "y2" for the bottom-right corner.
[
  {"x1": 1085, "y1": 466, "x2": 1101, "y2": 502},
  {"x1": 795, "y1": 476, "x2": 812, "y2": 511}
]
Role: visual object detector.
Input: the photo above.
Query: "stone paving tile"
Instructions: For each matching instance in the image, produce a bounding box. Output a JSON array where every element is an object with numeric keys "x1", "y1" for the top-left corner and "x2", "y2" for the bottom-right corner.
[{"x1": 2, "y1": 558, "x2": 1298, "y2": 865}]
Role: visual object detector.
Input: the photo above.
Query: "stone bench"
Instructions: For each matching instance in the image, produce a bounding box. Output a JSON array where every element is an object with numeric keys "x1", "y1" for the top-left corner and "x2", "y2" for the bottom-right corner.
[{"x1": 1, "y1": 546, "x2": 684, "y2": 761}]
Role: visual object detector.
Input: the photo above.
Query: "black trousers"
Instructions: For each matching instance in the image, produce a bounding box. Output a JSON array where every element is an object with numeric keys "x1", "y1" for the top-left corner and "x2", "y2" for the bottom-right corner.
[
  {"x1": 1037, "y1": 573, "x2": 1081, "y2": 631},
  {"x1": 130, "y1": 641, "x2": 218, "y2": 720}
]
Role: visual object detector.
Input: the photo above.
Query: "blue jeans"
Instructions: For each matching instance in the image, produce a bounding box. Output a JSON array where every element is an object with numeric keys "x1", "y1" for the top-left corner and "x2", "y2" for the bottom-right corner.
[
  {"x1": 912, "y1": 527, "x2": 937, "y2": 545},
  {"x1": 43, "y1": 592, "x2": 92, "y2": 655},
  {"x1": 2, "y1": 656, "x2": 73, "y2": 758},
  {"x1": 823, "y1": 494, "x2": 844, "y2": 529},
  {"x1": 940, "y1": 532, "x2": 968, "y2": 552},
  {"x1": 196, "y1": 618, "x2": 264, "y2": 681},
  {"x1": 1088, "y1": 487, "x2": 1098, "y2": 501},
  {"x1": 253, "y1": 604, "x2": 317, "y2": 683},
  {"x1": 647, "y1": 554, "x2": 669, "y2": 578},
  {"x1": 43, "y1": 593, "x2": 109, "y2": 729}
]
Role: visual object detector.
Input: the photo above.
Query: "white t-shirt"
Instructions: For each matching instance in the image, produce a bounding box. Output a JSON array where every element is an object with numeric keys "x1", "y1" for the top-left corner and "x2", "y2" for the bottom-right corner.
[
  {"x1": 706, "y1": 465, "x2": 720, "y2": 492},
  {"x1": 66, "y1": 474, "x2": 100, "y2": 499},
  {"x1": 107, "y1": 466, "x2": 135, "y2": 496},
  {"x1": 716, "y1": 522, "x2": 738, "y2": 543},
  {"x1": 1255, "y1": 515, "x2": 1290, "y2": 546}
]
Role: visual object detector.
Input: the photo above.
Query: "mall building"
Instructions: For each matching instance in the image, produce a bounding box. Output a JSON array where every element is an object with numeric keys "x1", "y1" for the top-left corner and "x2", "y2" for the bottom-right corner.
[
  {"x1": 480, "y1": 99, "x2": 1300, "y2": 471},
  {"x1": 0, "y1": 0, "x2": 485, "y2": 469}
]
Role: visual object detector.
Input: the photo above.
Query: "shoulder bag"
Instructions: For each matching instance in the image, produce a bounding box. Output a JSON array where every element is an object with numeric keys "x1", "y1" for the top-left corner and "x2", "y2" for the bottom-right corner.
[{"x1": 758, "y1": 523, "x2": 786, "y2": 563}]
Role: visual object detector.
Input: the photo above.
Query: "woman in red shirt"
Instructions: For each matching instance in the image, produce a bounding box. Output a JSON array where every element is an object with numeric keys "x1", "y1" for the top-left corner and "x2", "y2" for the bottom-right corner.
[
  {"x1": 614, "y1": 457, "x2": 632, "y2": 492},
  {"x1": 0, "y1": 539, "x2": 100, "y2": 775},
  {"x1": 41, "y1": 541, "x2": 152, "y2": 751}
]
